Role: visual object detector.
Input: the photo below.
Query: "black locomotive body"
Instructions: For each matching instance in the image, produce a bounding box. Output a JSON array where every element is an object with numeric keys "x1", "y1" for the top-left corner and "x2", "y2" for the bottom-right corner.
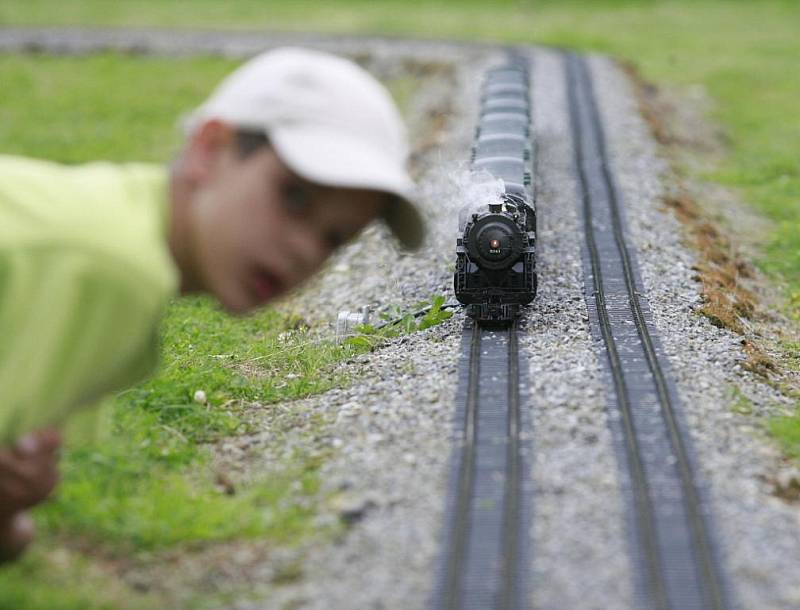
[{"x1": 454, "y1": 59, "x2": 537, "y2": 325}]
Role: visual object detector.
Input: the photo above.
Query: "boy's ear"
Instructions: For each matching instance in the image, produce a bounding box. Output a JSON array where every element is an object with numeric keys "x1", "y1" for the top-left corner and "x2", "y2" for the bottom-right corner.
[{"x1": 184, "y1": 119, "x2": 237, "y2": 184}]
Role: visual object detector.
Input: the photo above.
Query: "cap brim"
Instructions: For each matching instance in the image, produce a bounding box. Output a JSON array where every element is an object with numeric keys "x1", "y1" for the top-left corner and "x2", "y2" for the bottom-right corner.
[{"x1": 271, "y1": 125, "x2": 425, "y2": 250}]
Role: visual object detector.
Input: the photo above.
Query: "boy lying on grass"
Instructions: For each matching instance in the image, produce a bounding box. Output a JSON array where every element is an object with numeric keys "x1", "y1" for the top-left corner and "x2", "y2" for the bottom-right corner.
[{"x1": 0, "y1": 47, "x2": 423, "y2": 563}]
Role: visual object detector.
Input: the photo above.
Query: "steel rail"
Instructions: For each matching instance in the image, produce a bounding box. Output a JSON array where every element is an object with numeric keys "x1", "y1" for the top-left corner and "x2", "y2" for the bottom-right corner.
[
  {"x1": 500, "y1": 322, "x2": 522, "y2": 610},
  {"x1": 432, "y1": 321, "x2": 528, "y2": 610},
  {"x1": 566, "y1": 52, "x2": 732, "y2": 610}
]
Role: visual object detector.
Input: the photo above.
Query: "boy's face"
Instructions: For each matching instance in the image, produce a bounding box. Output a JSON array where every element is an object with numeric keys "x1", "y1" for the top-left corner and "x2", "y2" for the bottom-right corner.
[{"x1": 185, "y1": 124, "x2": 387, "y2": 315}]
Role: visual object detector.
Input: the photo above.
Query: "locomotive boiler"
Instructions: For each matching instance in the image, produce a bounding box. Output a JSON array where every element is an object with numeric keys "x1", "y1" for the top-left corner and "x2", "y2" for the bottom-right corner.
[{"x1": 454, "y1": 58, "x2": 537, "y2": 325}]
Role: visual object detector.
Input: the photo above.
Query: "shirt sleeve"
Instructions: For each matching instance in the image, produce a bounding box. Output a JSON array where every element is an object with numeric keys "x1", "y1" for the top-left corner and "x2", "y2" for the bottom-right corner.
[{"x1": 0, "y1": 244, "x2": 165, "y2": 445}]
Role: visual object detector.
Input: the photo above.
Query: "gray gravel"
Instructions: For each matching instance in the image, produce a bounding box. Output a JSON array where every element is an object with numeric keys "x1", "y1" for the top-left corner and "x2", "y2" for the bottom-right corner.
[{"x1": 4, "y1": 27, "x2": 799, "y2": 610}]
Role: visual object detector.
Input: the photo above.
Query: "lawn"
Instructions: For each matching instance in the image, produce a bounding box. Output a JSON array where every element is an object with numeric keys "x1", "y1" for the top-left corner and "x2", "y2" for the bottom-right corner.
[{"x1": 0, "y1": 0, "x2": 798, "y2": 605}]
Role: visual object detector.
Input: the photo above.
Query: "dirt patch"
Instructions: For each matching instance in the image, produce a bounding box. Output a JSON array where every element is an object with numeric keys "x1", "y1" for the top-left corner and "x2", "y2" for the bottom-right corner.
[
  {"x1": 663, "y1": 193, "x2": 756, "y2": 330},
  {"x1": 620, "y1": 60, "x2": 796, "y2": 380},
  {"x1": 663, "y1": 186, "x2": 778, "y2": 376}
]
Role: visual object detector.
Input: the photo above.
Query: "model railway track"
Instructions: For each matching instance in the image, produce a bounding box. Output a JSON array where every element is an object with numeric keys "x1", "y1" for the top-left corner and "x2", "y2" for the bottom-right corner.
[
  {"x1": 566, "y1": 52, "x2": 732, "y2": 610},
  {"x1": 433, "y1": 51, "x2": 732, "y2": 610},
  {"x1": 432, "y1": 320, "x2": 529, "y2": 610}
]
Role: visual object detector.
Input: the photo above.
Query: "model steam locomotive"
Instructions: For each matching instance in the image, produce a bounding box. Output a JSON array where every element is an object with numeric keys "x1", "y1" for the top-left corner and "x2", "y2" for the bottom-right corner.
[{"x1": 454, "y1": 58, "x2": 537, "y2": 325}]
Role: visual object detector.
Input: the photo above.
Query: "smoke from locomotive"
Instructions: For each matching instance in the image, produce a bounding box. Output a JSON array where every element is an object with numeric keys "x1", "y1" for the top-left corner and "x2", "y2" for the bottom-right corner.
[{"x1": 454, "y1": 57, "x2": 537, "y2": 325}]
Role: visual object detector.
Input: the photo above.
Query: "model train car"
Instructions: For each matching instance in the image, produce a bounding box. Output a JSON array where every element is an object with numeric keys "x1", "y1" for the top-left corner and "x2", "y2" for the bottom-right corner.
[{"x1": 454, "y1": 58, "x2": 537, "y2": 325}]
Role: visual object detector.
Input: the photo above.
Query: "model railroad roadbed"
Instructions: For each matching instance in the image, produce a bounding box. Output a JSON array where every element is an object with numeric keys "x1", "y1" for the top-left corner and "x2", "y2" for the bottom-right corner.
[{"x1": 434, "y1": 53, "x2": 735, "y2": 609}]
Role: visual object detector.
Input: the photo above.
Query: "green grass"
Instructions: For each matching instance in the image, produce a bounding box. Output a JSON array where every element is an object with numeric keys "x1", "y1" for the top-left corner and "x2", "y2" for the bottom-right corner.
[
  {"x1": 0, "y1": 53, "x2": 237, "y2": 162},
  {"x1": 38, "y1": 298, "x2": 340, "y2": 550},
  {"x1": 43, "y1": 442, "x2": 326, "y2": 550}
]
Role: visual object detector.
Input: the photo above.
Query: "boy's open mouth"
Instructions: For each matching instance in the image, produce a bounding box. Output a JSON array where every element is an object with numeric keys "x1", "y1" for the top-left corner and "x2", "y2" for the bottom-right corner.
[{"x1": 251, "y1": 268, "x2": 284, "y2": 305}]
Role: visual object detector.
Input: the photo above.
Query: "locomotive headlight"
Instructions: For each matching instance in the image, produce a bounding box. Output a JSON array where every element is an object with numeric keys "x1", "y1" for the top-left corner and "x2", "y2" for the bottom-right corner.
[{"x1": 480, "y1": 228, "x2": 510, "y2": 258}]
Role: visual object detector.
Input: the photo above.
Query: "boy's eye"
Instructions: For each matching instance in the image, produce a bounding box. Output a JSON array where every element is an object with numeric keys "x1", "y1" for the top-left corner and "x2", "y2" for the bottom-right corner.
[{"x1": 282, "y1": 182, "x2": 311, "y2": 215}]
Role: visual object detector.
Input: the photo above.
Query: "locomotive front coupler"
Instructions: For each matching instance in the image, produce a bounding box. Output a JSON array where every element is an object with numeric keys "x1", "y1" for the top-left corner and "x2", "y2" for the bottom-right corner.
[{"x1": 468, "y1": 302, "x2": 519, "y2": 328}]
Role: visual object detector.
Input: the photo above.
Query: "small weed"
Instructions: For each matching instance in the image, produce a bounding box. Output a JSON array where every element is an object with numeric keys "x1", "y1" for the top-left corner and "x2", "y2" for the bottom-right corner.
[
  {"x1": 728, "y1": 385, "x2": 754, "y2": 416},
  {"x1": 377, "y1": 294, "x2": 454, "y2": 333},
  {"x1": 344, "y1": 294, "x2": 453, "y2": 351},
  {"x1": 418, "y1": 295, "x2": 456, "y2": 330}
]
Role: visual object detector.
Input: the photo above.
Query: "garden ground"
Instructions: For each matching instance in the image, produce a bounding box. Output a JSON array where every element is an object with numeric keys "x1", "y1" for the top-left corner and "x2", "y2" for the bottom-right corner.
[{"x1": 0, "y1": 1, "x2": 798, "y2": 608}]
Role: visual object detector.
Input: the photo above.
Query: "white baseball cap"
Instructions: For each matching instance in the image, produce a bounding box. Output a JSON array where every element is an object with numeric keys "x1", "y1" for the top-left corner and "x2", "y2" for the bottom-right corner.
[{"x1": 184, "y1": 47, "x2": 425, "y2": 250}]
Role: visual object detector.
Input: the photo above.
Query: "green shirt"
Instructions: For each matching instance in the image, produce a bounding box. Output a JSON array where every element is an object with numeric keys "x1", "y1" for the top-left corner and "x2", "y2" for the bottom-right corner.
[{"x1": 0, "y1": 155, "x2": 179, "y2": 443}]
